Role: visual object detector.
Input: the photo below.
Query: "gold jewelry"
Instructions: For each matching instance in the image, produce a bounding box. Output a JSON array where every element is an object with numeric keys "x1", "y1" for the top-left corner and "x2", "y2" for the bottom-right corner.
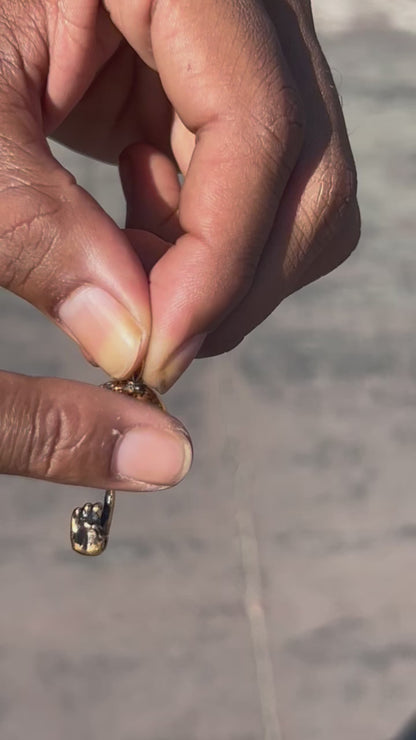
[{"x1": 70, "y1": 376, "x2": 164, "y2": 556}]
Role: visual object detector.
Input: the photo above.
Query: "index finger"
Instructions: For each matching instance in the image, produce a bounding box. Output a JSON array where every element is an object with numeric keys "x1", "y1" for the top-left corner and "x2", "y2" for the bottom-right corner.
[{"x1": 108, "y1": 0, "x2": 304, "y2": 390}]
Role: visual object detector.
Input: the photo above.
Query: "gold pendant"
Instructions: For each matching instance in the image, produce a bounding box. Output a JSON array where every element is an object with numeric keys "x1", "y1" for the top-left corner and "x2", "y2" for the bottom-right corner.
[{"x1": 70, "y1": 376, "x2": 164, "y2": 556}]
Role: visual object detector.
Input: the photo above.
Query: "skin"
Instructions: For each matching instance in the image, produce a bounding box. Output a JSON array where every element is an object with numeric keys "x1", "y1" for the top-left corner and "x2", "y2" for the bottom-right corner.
[{"x1": 0, "y1": 0, "x2": 359, "y2": 490}]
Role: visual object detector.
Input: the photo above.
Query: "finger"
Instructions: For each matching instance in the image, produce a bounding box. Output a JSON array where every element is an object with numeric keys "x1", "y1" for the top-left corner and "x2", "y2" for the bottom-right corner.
[
  {"x1": 0, "y1": 372, "x2": 192, "y2": 490},
  {"x1": 196, "y1": 1, "x2": 361, "y2": 357},
  {"x1": 124, "y1": 229, "x2": 171, "y2": 276},
  {"x1": 120, "y1": 142, "x2": 181, "y2": 274},
  {"x1": 199, "y1": 175, "x2": 360, "y2": 356},
  {"x1": 120, "y1": 143, "x2": 182, "y2": 244},
  {"x1": 0, "y1": 84, "x2": 150, "y2": 380},
  {"x1": 105, "y1": 0, "x2": 305, "y2": 390},
  {"x1": 290, "y1": 198, "x2": 360, "y2": 291}
]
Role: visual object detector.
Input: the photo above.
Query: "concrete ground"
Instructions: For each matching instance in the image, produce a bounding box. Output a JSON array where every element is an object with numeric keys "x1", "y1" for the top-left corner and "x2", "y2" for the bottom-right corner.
[{"x1": 0, "y1": 5, "x2": 415, "y2": 740}]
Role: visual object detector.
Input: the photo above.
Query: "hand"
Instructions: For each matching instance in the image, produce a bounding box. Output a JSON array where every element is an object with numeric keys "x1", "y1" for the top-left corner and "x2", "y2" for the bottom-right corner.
[
  {"x1": 1, "y1": 0, "x2": 358, "y2": 390},
  {"x1": 55, "y1": 0, "x2": 360, "y2": 389},
  {"x1": 0, "y1": 0, "x2": 358, "y2": 490}
]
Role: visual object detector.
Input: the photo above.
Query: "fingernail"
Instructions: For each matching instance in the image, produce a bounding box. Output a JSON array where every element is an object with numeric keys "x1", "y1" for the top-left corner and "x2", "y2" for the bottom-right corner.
[
  {"x1": 59, "y1": 286, "x2": 143, "y2": 378},
  {"x1": 113, "y1": 427, "x2": 192, "y2": 486},
  {"x1": 154, "y1": 333, "x2": 206, "y2": 392},
  {"x1": 80, "y1": 347, "x2": 99, "y2": 368}
]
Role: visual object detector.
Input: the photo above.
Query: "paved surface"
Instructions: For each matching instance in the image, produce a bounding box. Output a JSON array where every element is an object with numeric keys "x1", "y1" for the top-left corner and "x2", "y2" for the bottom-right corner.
[{"x1": 0, "y1": 8, "x2": 416, "y2": 740}]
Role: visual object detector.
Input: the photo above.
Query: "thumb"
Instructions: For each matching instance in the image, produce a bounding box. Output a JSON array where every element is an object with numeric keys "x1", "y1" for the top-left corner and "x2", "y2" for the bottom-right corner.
[
  {"x1": 105, "y1": 0, "x2": 303, "y2": 391},
  {"x1": 0, "y1": 372, "x2": 192, "y2": 490},
  {"x1": 0, "y1": 86, "x2": 152, "y2": 379}
]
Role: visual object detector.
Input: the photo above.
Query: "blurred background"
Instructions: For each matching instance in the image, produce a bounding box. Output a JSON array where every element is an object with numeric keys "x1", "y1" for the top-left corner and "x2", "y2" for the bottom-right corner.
[{"x1": 0, "y1": 1, "x2": 415, "y2": 738}]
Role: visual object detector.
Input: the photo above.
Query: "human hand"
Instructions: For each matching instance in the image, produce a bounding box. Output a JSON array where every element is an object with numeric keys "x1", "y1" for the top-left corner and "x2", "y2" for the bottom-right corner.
[
  {"x1": 0, "y1": 0, "x2": 358, "y2": 490},
  {"x1": 61, "y1": 0, "x2": 359, "y2": 390},
  {"x1": 1, "y1": 0, "x2": 358, "y2": 391}
]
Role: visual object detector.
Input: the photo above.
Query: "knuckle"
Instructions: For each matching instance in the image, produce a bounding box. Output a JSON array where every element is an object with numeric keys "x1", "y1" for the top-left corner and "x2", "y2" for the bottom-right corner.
[
  {"x1": 318, "y1": 198, "x2": 361, "y2": 271},
  {"x1": 329, "y1": 162, "x2": 358, "y2": 218},
  {"x1": 288, "y1": 154, "x2": 360, "y2": 282},
  {"x1": 0, "y1": 184, "x2": 61, "y2": 293},
  {"x1": 311, "y1": 151, "x2": 359, "y2": 242},
  {"x1": 326, "y1": 162, "x2": 360, "y2": 253},
  {"x1": 0, "y1": 163, "x2": 72, "y2": 295}
]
